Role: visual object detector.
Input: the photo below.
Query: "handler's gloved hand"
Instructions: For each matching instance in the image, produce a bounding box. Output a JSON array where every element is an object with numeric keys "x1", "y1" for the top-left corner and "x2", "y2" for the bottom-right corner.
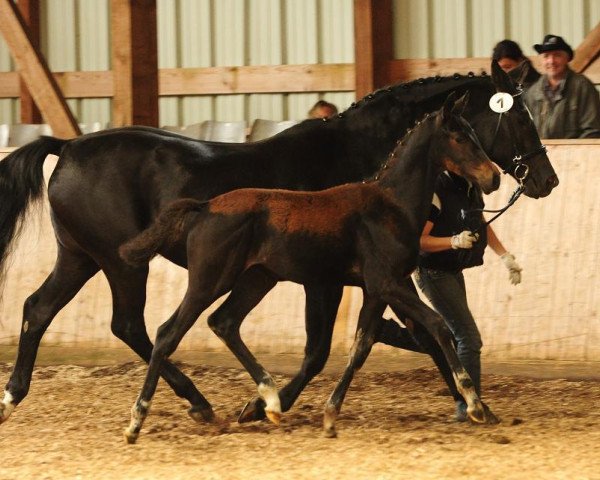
[
  {"x1": 501, "y1": 252, "x2": 522, "y2": 285},
  {"x1": 451, "y1": 230, "x2": 478, "y2": 249}
]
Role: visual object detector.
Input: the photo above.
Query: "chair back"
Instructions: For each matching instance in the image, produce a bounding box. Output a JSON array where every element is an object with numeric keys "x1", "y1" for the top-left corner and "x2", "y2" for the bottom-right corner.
[{"x1": 248, "y1": 119, "x2": 298, "y2": 142}]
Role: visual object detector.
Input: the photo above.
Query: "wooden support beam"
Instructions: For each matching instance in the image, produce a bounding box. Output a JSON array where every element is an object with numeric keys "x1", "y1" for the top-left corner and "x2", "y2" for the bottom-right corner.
[
  {"x1": 17, "y1": 0, "x2": 42, "y2": 124},
  {"x1": 110, "y1": 0, "x2": 158, "y2": 127},
  {"x1": 353, "y1": 0, "x2": 393, "y2": 99},
  {"x1": 571, "y1": 22, "x2": 600, "y2": 74},
  {"x1": 0, "y1": 0, "x2": 79, "y2": 138}
]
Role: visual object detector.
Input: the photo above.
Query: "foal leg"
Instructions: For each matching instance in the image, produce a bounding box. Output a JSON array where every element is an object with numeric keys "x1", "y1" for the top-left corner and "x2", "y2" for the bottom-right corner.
[
  {"x1": 323, "y1": 295, "x2": 386, "y2": 438},
  {"x1": 125, "y1": 285, "x2": 215, "y2": 444},
  {"x1": 1, "y1": 246, "x2": 99, "y2": 423},
  {"x1": 207, "y1": 268, "x2": 285, "y2": 425},
  {"x1": 382, "y1": 288, "x2": 486, "y2": 424},
  {"x1": 238, "y1": 283, "x2": 342, "y2": 423},
  {"x1": 103, "y1": 263, "x2": 214, "y2": 423}
]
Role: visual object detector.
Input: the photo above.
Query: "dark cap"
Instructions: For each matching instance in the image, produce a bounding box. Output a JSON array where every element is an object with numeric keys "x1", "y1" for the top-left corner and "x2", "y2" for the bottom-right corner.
[{"x1": 533, "y1": 34, "x2": 573, "y2": 60}]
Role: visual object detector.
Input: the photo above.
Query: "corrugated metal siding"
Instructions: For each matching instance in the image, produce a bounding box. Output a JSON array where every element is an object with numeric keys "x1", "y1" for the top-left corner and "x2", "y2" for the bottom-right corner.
[
  {"x1": 393, "y1": 0, "x2": 600, "y2": 61},
  {"x1": 0, "y1": 1, "x2": 598, "y2": 125}
]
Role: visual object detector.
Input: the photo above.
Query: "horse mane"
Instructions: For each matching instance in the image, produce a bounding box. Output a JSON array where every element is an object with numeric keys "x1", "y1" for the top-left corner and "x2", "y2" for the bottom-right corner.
[{"x1": 322, "y1": 71, "x2": 492, "y2": 123}]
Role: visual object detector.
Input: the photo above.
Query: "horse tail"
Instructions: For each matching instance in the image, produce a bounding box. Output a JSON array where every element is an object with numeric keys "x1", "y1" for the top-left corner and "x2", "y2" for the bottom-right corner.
[
  {"x1": 119, "y1": 198, "x2": 204, "y2": 267},
  {"x1": 0, "y1": 136, "x2": 67, "y2": 283}
]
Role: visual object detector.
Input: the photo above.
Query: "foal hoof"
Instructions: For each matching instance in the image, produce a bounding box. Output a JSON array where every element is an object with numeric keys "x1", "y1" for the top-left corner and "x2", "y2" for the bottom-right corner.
[
  {"x1": 238, "y1": 397, "x2": 267, "y2": 423},
  {"x1": 323, "y1": 426, "x2": 338, "y2": 439},
  {"x1": 123, "y1": 428, "x2": 139, "y2": 445},
  {"x1": 467, "y1": 399, "x2": 486, "y2": 424},
  {"x1": 188, "y1": 405, "x2": 215, "y2": 424},
  {"x1": 0, "y1": 400, "x2": 15, "y2": 425},
  {"x1": 265, "y1": 409, "x2": 282, "y2": 426}
]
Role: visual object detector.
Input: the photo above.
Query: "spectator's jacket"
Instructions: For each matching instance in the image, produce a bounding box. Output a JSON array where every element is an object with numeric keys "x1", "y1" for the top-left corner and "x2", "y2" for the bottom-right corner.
[{"x1": 524, "y1": 67, "x2": 600, "y2": 138}]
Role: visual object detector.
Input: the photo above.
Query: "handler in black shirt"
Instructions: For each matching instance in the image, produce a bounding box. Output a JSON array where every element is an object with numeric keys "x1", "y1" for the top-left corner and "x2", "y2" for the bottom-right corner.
[{"x1": 415, "y1": 169, "x2": 522, "y2": 422}]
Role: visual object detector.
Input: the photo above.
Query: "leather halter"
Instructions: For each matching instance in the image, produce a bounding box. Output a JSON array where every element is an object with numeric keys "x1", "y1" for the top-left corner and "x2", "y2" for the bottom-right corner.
[{"x1": 489, "y1": 88, "x2": 547, "y2": 185}]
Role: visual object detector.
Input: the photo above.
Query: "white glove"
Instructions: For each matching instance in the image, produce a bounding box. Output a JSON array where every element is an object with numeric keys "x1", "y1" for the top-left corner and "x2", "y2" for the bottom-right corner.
[
  {"x1": 451, "y1": 231, "x2": 478, "y2": 249},
  {"x1": 501, "y1": 252, "x2": 522, "y2": 285}
]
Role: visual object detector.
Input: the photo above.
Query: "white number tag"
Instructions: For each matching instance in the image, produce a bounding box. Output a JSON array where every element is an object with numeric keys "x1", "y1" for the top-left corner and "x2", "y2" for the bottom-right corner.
[{"x1": 489, "y1": 92, "x2": 514, "y2": 113}]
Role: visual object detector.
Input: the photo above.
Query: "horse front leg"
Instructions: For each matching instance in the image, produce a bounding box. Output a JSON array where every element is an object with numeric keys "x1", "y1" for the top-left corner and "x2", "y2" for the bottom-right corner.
[
  {"x1": 206, "y1": 267, "x2": 284, "y2": 425},
  {"x1": 323, "y1": 294, "x2": 386, "y2": 438},
  {"x1": 383, "y1": 287, "x2": 487, "y2": 425}
]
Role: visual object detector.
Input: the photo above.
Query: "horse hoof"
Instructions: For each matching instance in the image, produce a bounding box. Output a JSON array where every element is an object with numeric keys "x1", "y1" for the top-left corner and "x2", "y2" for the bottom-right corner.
[
  {"x1": 123, "y1": 428, "x2": 139, "y2": 445},
  {"x1": 481, "y1": 402, "x2": 501, "y2": 425},
  {"x1": 323, "y1": 426, "x2": 338, "y2": 439},
  {"x1": 265, "y1": 409, "x2": 282, "y2": 426},
  {"x1": 237, "y1": 397, "x2": 267, "y2": 423},
  {"x1": 0, "y1": 399, "x2": 15, "y2": 425},
  {"x1": 188, "y1": 405, "x2": 215, "y2": 423},
  {"x1": 467, "y1": 400, "x2": 486, "y2": 424}
]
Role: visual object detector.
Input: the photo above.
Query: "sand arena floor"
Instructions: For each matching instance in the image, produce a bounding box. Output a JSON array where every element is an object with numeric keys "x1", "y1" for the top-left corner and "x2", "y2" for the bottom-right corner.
[{"x1": 0, "y1": 353, "x2": 598, "y2": 480}]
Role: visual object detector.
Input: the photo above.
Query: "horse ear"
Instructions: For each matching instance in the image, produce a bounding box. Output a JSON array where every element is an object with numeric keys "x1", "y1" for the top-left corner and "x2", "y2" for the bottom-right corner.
[
  {"x1": 451, "y1": 91, "x2": 470, "y2": 115},
  {"x1": 491, "y1": 59, "x2": 518, "y2": 94},
  {"x1": 508, "y1": 60, "x2": 530, "y2": 87},
  {"x1": 441, "y1": 91, "x2": 458, "y2": 124}
]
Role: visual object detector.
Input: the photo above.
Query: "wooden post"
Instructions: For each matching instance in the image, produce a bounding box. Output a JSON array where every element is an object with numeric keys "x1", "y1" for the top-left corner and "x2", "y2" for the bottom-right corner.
[
  {"x1": 110, "y1": 0, "x2": 159, "y2": 127},
  {"x1": 353, "y1": 0, "x2": 393, "y2": 99},
  {"x1": 0, "y1": 0, "x2": 80, "y2": 138},
  {"x1": 571, "y1": 22, "x2": 600, "y2": 74},
  {"x1": 17, "y1": 0, "x2": 42, "y2": 124}
]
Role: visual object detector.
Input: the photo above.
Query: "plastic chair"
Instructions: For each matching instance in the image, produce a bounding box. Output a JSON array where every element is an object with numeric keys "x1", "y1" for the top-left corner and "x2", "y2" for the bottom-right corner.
[
  {"x1": 79, "y1": 122, "x2": 103, "y2": 135},
  {"x1": 198, "y1": 120, "x2": 247, "y2": 143},
  {"x1": 248, "y1": 119, "x2": 299, "y2": 142},
  {"x1": 7, "y1": 124, "x2": 52, "y2": 147},
  {"x1": 0, "y1": 124, "x2": 9, "y2": 147}
]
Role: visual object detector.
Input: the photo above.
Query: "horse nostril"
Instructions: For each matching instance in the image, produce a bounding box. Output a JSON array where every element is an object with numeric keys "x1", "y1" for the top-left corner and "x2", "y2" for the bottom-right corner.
[
  {"x1": 547, "y1": 174, "x2": 559, "y2": 188},
  {"x1": 493, "y1": 172, "x2": 501, "y2": 190}
]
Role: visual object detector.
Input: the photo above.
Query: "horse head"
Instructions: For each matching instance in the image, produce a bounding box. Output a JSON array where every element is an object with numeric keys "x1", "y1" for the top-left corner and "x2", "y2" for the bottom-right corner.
[
  {"x1": 437, "y1": 92, "x2": 501, "y2": 194},
  {"x1": 467, "y1": 60, "x2": 559, "y2": 198}
]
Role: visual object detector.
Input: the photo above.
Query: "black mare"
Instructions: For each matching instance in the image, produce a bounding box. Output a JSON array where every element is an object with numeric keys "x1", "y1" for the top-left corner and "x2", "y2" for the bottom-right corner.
[
  {"x1": 118, "y1": 94, "x2": 500, "y2": 442},
  {"x1": 0, "y1": 61, "x2": 557, "y2": 424}
]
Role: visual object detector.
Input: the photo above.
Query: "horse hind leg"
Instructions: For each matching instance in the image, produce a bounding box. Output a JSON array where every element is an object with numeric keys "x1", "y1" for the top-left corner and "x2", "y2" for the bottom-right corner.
[
  {"x1": 1, "y1": 246, "x2": 99, "y2": 424},
  {"x1": 206, "y1": 267, "x2": 284, "y2": 425},
  {"x1": 103, "y1": 263, "x2": 214, "y2": 424},
  {"x1": 125, "y1": 285, "x2": 215, "y2": 444},
  {"x1": 238, "y1": 283, "x2": 342, "y2": 423}
]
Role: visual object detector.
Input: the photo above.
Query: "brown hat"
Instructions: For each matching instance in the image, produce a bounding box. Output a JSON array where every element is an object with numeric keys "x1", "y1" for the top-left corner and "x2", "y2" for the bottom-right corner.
[{"x1": 534, "y1": 34, "x2": 573, "y2": 60}]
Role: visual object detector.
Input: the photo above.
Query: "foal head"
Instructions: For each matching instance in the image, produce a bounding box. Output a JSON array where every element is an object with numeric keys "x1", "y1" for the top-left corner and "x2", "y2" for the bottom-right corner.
[{"x1": 435, "y1": 93, "x2": 501, "y2": 194}]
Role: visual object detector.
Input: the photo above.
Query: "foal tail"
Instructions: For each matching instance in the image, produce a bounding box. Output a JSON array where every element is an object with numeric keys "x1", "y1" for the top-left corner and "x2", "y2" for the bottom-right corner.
[
  {"x1": 119, "y1": 198, "x2": 204, "y2": 267},
  {"x1": 0, "y1": 136, "x2": 67, "y2": 284}
]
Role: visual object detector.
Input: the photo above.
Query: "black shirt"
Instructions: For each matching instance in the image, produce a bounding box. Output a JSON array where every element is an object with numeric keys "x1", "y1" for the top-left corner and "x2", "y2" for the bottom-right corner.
[{"x1": 418, "y1": 171, "x2": 487, "y2": 272}]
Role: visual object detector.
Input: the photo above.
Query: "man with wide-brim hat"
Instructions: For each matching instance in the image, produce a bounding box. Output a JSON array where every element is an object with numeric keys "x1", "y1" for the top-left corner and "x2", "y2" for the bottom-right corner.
[{"x1": 524, "y1": 34, "x2": 600, "y2": 138}]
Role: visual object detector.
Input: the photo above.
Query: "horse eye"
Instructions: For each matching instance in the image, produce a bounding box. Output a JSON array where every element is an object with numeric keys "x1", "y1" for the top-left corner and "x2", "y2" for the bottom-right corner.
[{"x1": 455, "y1": 135, "x2": 468, "y2": 144}]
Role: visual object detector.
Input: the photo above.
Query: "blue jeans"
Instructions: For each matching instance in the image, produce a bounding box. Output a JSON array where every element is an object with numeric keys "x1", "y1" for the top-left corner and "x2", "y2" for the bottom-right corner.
[{"x1": 415, "y1": 267, "x2": 482, "y2": 396}]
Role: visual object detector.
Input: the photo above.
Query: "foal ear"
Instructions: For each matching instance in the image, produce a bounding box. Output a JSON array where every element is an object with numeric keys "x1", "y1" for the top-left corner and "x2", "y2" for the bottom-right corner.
[
  {"x1": 491, "y1": 59, "x2": 518, "y2": 95},
  {"x1": 441, "y1": 91, "x2": 458, "y2": 124}
]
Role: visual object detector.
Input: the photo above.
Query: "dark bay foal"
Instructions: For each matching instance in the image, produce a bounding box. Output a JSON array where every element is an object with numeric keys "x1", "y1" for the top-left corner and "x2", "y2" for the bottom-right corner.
[{"x1": 119, "y1": 94, "x2": 500, "y2": 443}]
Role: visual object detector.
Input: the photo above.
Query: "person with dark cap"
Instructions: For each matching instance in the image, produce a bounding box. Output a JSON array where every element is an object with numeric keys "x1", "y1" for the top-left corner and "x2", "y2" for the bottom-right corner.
[
  {"x1": 492, "y1": 39, "x2": 540, "y2": 88},
  {"x1": 524, "y1": 34, "x2": 600, "y2": 138}
]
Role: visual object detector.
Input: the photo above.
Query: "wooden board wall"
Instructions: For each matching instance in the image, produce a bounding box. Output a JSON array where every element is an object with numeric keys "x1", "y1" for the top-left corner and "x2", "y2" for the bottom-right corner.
[{"x1": 0, "y1": 142, "x2": 598, "y2": 361}]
